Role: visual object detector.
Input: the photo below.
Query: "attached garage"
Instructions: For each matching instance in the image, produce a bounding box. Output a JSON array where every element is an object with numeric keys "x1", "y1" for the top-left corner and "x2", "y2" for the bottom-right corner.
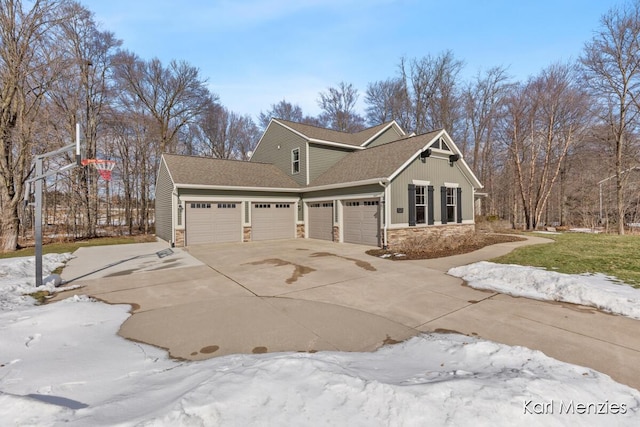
[
  {"x1": 343, "y1": 198, "x2": 380, "y2": 246},
  {"x1": 251, "y1": 202, "x2": 296, "y2": 241},
  {"x1": 308, "y1": 202, "x2": 333, "y2": 241},
  {"x1": 186, "y1": 202, "x2": 241, "y2": 245}
]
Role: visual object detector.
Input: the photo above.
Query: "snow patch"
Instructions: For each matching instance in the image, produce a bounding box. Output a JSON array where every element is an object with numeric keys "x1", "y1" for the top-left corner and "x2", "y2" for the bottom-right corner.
[{"x1": 449, "y1": 261, "x2": 640, "y2": 319}]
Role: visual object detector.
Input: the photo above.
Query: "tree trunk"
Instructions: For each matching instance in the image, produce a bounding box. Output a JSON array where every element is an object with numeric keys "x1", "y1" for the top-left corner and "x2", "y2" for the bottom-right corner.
[{"x1": 1, "y1": 199, "x2": 20, "y2": 252}]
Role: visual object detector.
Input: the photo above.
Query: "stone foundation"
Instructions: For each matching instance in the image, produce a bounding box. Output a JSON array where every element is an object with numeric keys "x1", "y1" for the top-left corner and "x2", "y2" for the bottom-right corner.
[
  {"x1": 296, "y1": 224, "x2": 305, "y2": 239},
  {"x1": 175, "y1": 229, "x2": 185, "y2": 247},
  {"x1": 332, "y1": 226, "x2": 340, "y2": 242},
  {"x1": 386, "y1": 224, "x2": 475, "y2": 249},
  {"x1": 243, "y1": 226, "x2": 252, "y2": 242}
]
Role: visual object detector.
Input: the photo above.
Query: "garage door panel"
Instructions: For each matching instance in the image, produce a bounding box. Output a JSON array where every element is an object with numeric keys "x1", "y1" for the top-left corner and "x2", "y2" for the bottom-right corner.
[
  {"x1": 213, "y1": 202, "x2": 241, "y2": 243},
  {"x1": 252, "y1": 202, "x2": 295, "y2": 241},
  {"x1": 343, "y1": 199, "x2": 380, "y2": 246},
  {"x1": 186, "y1": 202, "x2": 241, "y2": 245},
  {"x1": 308, "y1": 202, "x2": 333, "y2": 241}
]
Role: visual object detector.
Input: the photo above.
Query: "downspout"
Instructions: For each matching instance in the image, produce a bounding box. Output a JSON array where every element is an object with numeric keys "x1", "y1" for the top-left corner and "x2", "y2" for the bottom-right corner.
[
  {"x1": 172, "y1": 188, "x2": 179, "y2": 247},
  {"x1": 378, "y1": 180, "x2": 389, "y2": 249}
]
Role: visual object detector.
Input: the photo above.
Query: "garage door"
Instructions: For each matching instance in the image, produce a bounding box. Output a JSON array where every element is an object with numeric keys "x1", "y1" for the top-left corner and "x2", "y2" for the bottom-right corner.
[
  {"x1": 186, "y1": 202, "x2": 241, "y2": 245},
  {"x1": 251, "y1": 202, "x2": 295, "y2": 241},
  {"x1": 308, "y1": 202, "x2": 333, "y2": 241},
  {"x1": 343, "y1": 199, "x2": 380, "y2": 246}
]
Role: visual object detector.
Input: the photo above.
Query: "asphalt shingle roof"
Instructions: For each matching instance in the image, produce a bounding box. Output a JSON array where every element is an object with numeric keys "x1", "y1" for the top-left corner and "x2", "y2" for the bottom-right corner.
[
  {"x1": 163, "y1": 154, "x2": 301, "y2": 188},
  {"x1": 276, "y1": 120, "x2": 394, "y2": 147},
  {"x1": 310, "y1": 130, "x2": 442, "y2": 186}
]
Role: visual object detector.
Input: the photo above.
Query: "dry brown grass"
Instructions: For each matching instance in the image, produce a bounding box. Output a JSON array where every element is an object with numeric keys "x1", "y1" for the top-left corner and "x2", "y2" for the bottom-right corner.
[{"x1": 367, "y1": 232, "x2": 526, "y2": 260}]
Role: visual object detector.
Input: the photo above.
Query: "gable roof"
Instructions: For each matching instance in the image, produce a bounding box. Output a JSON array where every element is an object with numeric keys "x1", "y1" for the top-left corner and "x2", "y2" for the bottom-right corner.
[
  {"x1": 162, "y1": 154, "x2": 301, "y2": 189},
  {"x1": 275, "y1": 119, "x2": 402, "y2": 148},
  {"x1": 309, "y1": 130, "x2": 442, "y2": 187}
]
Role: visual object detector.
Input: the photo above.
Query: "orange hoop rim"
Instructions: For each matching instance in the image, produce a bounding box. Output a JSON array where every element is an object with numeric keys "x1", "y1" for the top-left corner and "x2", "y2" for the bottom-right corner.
[{"x1": 81, "y1": 159, "x2": 116, "y2": 170}]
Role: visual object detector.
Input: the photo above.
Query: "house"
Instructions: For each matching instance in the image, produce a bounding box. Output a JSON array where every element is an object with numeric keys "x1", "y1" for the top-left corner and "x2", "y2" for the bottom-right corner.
[{"x1": 155, "y1": 119, "x2": 482, "y2": 248}]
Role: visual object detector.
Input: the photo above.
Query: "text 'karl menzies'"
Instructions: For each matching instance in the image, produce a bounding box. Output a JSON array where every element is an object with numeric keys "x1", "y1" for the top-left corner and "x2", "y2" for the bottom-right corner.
[{"x1": 524, "y1": 400, "x2": 627, "y2": 415}]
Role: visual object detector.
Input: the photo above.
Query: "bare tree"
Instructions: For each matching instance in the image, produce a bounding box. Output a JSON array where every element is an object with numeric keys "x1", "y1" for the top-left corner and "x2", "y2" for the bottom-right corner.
[
  {"x1": 364, "y1": 77, "x2": 408, "y2": 126},
  {"x1": 580, "y1": 0, "x2": 640, "y2": 234},
  {"x1": 500, "y1": 64, "x2": 591, "y2": 230},
  {"x1": 258, "y1": 99, "x2": 305, "y2": 129},
  {"x1": 48, "y1": 1, "x2": 121, "y2": 237},
  {"x1": 317, "y1": 81, "x2": 366, "y2": 132},
  {"x1": 113, "y1": 52, "x2": 211, "y2": 155},
  {"x1": 193, "y1": 100, "x2": 259, "y2": 160},
  {"x1": 399, "y1": 51, "x2": 465, "y2": 134},
  {"x1": 0, "y1": 0, "x2": 71, "y2": 251},
  {"x1": 463, "y1": 66, "x2": 511, "y2": 171}
]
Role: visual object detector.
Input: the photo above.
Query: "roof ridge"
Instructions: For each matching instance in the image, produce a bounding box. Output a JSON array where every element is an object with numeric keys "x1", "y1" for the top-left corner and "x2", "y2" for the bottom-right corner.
[{"x1": 163, "y1": 152, "x2": 273, "y2": 166}]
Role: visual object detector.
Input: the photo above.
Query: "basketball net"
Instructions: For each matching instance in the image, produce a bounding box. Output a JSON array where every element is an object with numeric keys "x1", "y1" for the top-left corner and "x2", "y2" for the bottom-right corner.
[{"x1": 81, "y1": 159, "x2": 116, "y2": 181}]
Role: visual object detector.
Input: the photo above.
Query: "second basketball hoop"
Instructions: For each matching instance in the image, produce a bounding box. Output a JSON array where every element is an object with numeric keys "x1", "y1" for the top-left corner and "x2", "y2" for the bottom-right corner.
[{"x1": 82, "y1": 159, "x2": 116, "y2": 181}]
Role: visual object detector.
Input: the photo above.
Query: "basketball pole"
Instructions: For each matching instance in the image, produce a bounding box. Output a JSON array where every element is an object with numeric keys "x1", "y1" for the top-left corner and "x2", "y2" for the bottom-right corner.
[{"x1": 27, "y1": 123, "x2": 82, "y2": 287}]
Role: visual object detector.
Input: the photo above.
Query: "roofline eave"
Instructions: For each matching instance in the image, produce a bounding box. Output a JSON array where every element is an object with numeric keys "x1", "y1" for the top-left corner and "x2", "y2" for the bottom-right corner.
[
  {"x1": 304, "y1": 177, "x2": 390, "y2": 192},
  {"x1": 175, "y1": 183, "x2": 302, "y2": 193},
  {"x1": 174, "y1": 178, "x2": 391, "y2": 194}
]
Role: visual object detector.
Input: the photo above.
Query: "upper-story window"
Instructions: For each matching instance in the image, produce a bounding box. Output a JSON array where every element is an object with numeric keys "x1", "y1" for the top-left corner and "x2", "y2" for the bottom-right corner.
[
  {"x1": 292, "y1": 148, "x2": 300, "y2": 174},
  {"x1": 431, "y1": 137, "x2": 450, "y2": 151}
]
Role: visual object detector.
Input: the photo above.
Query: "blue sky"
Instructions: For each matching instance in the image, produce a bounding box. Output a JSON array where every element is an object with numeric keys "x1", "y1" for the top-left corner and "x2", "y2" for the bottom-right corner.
[{"x1": 80, "y1": 0, "x2": 621, "y2": 121}]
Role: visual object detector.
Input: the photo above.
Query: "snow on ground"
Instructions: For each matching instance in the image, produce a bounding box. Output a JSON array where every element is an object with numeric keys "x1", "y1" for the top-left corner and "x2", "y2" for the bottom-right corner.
[
  {"x1": 1, "y1": 254, "x2": 640, "y2": 426},
  {"x1": 0, "y1": 253, "x2": 73, "y2": 312},
  {"x1": 449, "y1": 261, "x2": 640, "y2": 320}
]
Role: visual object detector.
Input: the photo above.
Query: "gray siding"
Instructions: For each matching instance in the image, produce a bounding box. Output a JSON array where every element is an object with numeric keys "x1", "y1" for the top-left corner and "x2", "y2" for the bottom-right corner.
[
  {"x1": 389, "y1": 155, "x2": 474, "y2": 224},
  {"x1": 155, "y1": 160, "x2": 174, "y2": 243},
  {"x1": 365, "y1": 127, "x2": 404, "y2": 148},
  {"x1": 250, "y1": 122, "x2": 308, "y2": 186},
  {"x1": 308, "y1": 144, "x2": 352, "y2": 183}
]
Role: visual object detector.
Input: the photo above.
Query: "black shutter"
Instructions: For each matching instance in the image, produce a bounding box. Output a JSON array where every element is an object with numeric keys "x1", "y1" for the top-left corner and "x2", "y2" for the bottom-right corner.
[
  {"x1": 427, "y1": 185, "x2": 434, "y2": 225},
  {"x1": 440, "y1": 186, "x2": 447, "y2": 224},
  {"x1": 456, "y1": 188, "x2": 463, "y2": 223},
  {"x1": 408, "y1": 184, "x2": 416, "y2": 226}
]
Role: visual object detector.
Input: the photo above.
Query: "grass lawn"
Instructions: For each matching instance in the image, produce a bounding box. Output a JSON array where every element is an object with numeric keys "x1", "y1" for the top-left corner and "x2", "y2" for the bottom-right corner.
[
  {"x1": 0, "y1": 235, "x2": 157, "y2": 260},
  {"x1": 492, "y1": 232, "x2": 640, "y2": 287}
]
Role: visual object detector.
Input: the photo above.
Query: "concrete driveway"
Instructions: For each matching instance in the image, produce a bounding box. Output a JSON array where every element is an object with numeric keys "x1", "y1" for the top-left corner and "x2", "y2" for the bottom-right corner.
[{"x1": 55, "y1": 237, "x2": 640, "y2": 390}]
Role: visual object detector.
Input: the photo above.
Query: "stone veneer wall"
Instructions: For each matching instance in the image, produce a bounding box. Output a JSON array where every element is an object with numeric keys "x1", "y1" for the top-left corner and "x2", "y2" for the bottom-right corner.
[
  {"x1": 332, "y1": 226, "x2": 340, "y2": 242},
  {"x1": 175, "y1": 229, "x2": 185, "y2": 247},
  {"x1": 386, "y1": 224, "x2": 475, "y2": 249},
  {"x1": 243, "y1": 227, "x2": 252, "y2": 242},
  {"x1": 296, "y1": 224, "x2": 305, "y2": 239}
]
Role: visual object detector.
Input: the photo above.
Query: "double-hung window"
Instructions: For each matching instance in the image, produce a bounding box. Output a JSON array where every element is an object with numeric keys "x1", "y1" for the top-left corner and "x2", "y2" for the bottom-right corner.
[
  {"x1": 292, "y1": 148, "x2": 300, "y2": 174},
  {"x1": 415, "y1": 186, "x2": 426, "y2": 224},
  {"x1": 446, "y1": 187, "x2": 456, "y2": 223}
]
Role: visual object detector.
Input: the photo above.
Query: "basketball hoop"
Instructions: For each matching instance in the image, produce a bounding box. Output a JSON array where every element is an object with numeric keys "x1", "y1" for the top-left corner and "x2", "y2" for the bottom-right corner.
[{"x1": 81, "y1": 159, "x2": 116, "y2": 181}]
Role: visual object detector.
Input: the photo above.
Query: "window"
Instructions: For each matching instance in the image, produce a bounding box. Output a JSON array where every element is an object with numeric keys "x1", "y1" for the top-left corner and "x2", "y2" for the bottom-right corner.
[
  {"x1": 190, "y1": 203, "x2": 211, "y2": 209},
  {"x1": 415, "y1": 186, "x2": 426, "y2": 224},
  {"x1": 292, "y1": 148, "x2": 300, "y2": 174},
  {"x1": 430, "y1": 137, "x2": 451, "y2": 151},
  {"x1": 446, "y1": 187, "x2": 456, "y2": 223}
]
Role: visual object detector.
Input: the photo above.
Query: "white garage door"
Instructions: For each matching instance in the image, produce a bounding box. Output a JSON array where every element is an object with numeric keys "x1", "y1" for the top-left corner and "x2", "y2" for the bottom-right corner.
[
  {"x1": 343, "y1": 199, "x2": 380, "y2": 246},
  {"x1": 186, "y1": 202, "x2": 241, "y2": 245},
  {"x1": 251, "y1": 202, "x2": 295, "y2": 241},
  {"x1": 308, "y1": 202, "x2": 333, "y2": 241}
]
